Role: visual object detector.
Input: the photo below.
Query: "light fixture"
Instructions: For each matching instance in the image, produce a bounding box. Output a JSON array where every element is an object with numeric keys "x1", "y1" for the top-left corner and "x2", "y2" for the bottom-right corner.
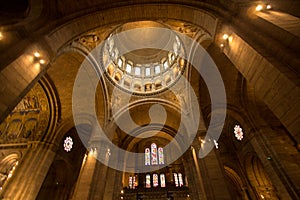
[
  {"x1": 256, "y1": 4, "x2": 263, "y2": 11},
  {"x1": 220, "y1": 43, "x2": 225, "y2": 48},
  {"x1": 0, "y1": 32, "x2": 3, "y2": 40},
  {"x1": 39, "y1": 59, "x2": 46, "y2": 64},
  {"x1": 222, "y1": 34, "x2": 229, "y2": 40},
  {"x1": 34, "y1": 52, "x2": 40, "y2": 58},
  {"x1": 266, "y1": 4, "x2": 272, "y2": 10},
  {"x1": 121, "y1": 190, "x2": 124, "y2": 194}
]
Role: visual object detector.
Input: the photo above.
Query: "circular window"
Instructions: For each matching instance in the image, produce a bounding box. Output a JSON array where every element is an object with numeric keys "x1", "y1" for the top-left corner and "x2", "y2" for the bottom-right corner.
[{"x1": 64, "y1": 136, "x2": 73, "y2": 152}]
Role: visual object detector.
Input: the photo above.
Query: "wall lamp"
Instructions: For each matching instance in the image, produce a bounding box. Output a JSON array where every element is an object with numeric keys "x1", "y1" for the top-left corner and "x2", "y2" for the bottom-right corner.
[
  {"x1": 256, "y1": 4, "x2": 272, "y2": 11},
  {"x1": 33, "y1": 51, "x2": 47, "y2": 65},
  {"x1": 220, "y1": 33, "x2": 230, "y2": 51}
]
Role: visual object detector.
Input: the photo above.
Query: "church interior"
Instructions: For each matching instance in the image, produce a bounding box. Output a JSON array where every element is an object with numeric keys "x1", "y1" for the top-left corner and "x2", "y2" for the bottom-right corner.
[{"x1": 0, "y1": 0, "x2": 299, "y2": 199}]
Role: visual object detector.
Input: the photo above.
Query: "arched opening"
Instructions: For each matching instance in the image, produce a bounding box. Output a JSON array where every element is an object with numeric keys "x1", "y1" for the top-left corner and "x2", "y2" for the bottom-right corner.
[
  {"x1": 245, "y1": 155, "x2": 279, "y2": 200},
  {"x1": 36, "y1": 127, "x2": 86, "y2": 200}
]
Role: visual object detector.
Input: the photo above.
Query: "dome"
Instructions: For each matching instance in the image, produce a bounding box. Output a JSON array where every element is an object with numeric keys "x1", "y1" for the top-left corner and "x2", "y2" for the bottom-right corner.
[{"x1": 101, "y1": 21, "x2": 186, "y2": 95}]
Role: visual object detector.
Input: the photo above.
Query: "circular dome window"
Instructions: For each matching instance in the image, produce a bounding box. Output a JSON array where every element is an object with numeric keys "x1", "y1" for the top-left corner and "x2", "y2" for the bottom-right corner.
[{"x1": 101, "y1": 21, "x2": 186, "y2": 95}]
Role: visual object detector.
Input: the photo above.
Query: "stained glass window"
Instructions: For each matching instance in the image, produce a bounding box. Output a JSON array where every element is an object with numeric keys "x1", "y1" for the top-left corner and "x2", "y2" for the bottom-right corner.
[
  {"x1": 178, "y1": 173, "x2": 184, "y2": 187},
  {"x1": 160, "y1": 174, "x2": 166, "y2": 188},
  {"x1": 151, "y1": 143, "x2": 158, "y2": 165},
  {"x1": 146, "y1": 174, "x2": 151, "y2": 188},
  {"x1": 64, "y1": 136, "x2": 73, "y2": 152},
  {"x1": 134, "y1": 175, "x2": 138, "y2": 188},
  {"x1": 234, "y1": 125, "x2": 244, "y2": 140},
  {"x1": 145, "y1": 143, "x2": 164, "y2": 166},
  {"x1": 145, "y1": 148, "x2": 150, "y2": 165},
  {"x1": 158, "y1": 147, "x2": 164, "y2": 164},
  {"x1": 153, "y1": 174, "x2": 159, "y2": 187},
  {"x1": 133, "y1": 176, "x2": 136, "y2": 189},
  {"x1": 129, "y1": 176, "x2": 133, "y2": 189},
  {"x1": 174, "y1": 173, "x2": 179, "y2": 187}
]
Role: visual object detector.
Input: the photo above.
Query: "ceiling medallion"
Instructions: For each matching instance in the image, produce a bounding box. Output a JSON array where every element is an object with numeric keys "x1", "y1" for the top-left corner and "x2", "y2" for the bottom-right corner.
[{"x1": 64, "y1": 136, "x2": 73, "y2": 152}]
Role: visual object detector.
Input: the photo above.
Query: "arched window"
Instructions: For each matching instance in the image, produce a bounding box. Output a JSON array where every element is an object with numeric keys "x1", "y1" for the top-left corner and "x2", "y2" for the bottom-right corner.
[
  {"x1": 145, "y1": 143, "x2": 164, "y2": 166},
  {"x1": 151, "y1": 143, "x2": 158, "y2": 165},
  {"x1": 129, "y1": 176, "x2": 133, "y2": 189},
  {"x1": 178, "y1": 173, "x2": 184, "y2": 187},
  {"x1": 133, "y1": 176, "x2": 136, "y2": 189},
  {"x1": 145, "y1": 148, "x2": 150, "y2": 166},
  {"x1": 146, "y1": 174, "x2": 151, "y2": 188},
  {"x1": 153, "y1": 174, "x2": 159, "y2": 187},
  {"x1": 160, "y1": 174, "x2": 166, "y2": 188},
  {"x1": 174, "y1": 173, "x2": 179, "y2": 187},
  {"x1": 158, "y1": 147, "x2": 164, "y2": 164}
]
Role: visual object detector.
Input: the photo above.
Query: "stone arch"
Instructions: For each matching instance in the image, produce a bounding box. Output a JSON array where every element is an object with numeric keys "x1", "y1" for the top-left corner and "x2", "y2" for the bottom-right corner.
[
  {"x1": 0, "y1": 152, "x2": 21, "y2": 190},
  {"x1": 244, "y1": 154, "x2": 279, "y2": 199},
  {"x1": 224, "y1": 166, "x2": 247, "y2": 200},
  {"x1": 37, "y1": 126, "x2": 87, "y2": 200}
]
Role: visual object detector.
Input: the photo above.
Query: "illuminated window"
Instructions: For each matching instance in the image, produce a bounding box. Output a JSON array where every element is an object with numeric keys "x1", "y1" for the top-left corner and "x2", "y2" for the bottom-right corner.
[
  {"x1": 151, "y1": 143, "x2": 158, "y2": 165},
  {"x1": 133, "y1": 176, "x2": 136, "y2": 189},
  {"x1": 129, "y1": 176, "x2": 133, "y2": 189},
  {"x1": 153, "y1": 174, "x2": 159, "y2": 187},
  {"x1": 145, "y1": 143, "x2": 165, "y2": 166},
  {"x1": 234, "y1": 125, "x2": 244, "y2": 140},
  {"x1": 118, "y1": 58, "x2": 123, "y2": 68},
  {"x1": 160, "y1": 174, "x2": 166, "y2": 188},
  {"x1": 158, "y1": 147, "x2": 164, "y2": 164},
  {"x1": 178, "y1": 173, "x2": 184, "y2": 187},
  {"x1": 64, "y1": 136, "x2": 73, "y2": 152},
  {"x1": 155, "y1": 65, "x2": 161, "y2": 74},
  {"x1": 174, "y1": 173, "x2": 179, "y2": 187},
  {"x1": 146, "y1": 174, "x2": 151, "y2": 188},
  {"x1": 145, "y1": 148, "x2": 150, "y2": 165},
  {"x1": 163, "y1": 61, "x2": 168, "y2": 70},
  {"x1": 145, "y1": 67, "x2": 151, "y2": 76},
  {"x1": 126, "y1": 63, "x2": 132, "y2": 73},
  {"x1": 135, "y1": 67, "x2": 141, "y2": 76}
]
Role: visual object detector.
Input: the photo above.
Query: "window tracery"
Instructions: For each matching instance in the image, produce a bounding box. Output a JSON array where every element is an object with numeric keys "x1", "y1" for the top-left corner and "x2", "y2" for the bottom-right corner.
[
  {"x1": 234, "y1": 125, "x2": 244, "y2": 141},
  {"x1": 145, "y1": 143, "x2": 164, "y2": 166}
]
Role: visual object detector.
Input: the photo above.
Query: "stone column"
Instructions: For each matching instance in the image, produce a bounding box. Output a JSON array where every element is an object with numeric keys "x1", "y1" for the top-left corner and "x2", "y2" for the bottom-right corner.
[
  {"x1": 87, "y1": 140, "x2": 111, "y2": 200},
  {"x1": 71, "y1": 123, "x2": 110, "y2": 200},
  {"x1": 71, "y1": 149, "x2": 98, "y2": 200},
  {"x1": 111, "y1": 170, "x2": 123, "y2": 200},
  {"x1": 0, "y1": 142, "x2": 56, "y2": 200},
  {"x1": 196, "y1": 138, "x2": 231, "y2": 200},
  {"x1": 183, "y1": 146, "x2": 204, "y2": 200}
]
